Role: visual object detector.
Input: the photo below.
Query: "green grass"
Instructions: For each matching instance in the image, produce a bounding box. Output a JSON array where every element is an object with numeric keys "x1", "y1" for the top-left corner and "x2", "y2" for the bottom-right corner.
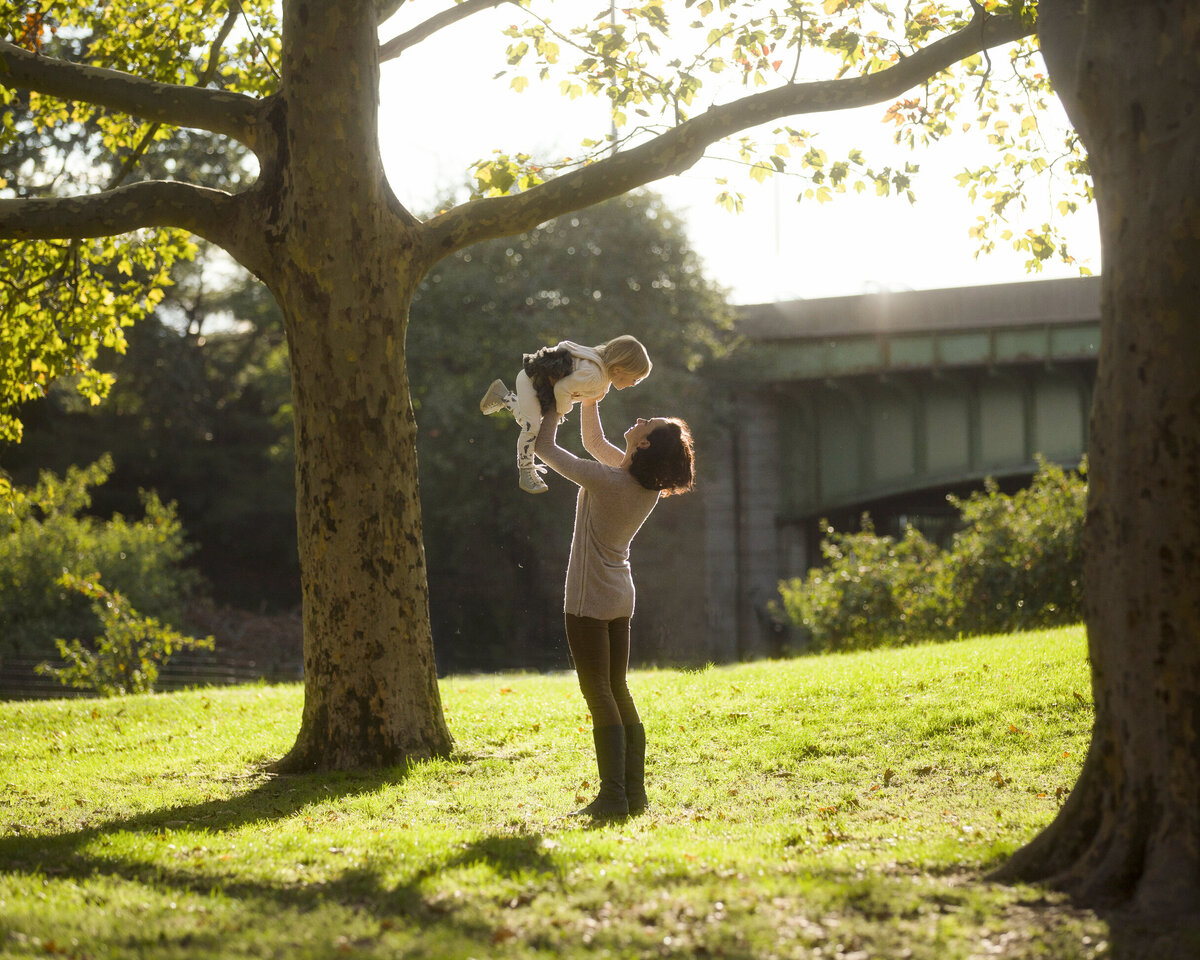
[{"x1": 0, "y1": 627, "x2": 1125, "y2": 958}]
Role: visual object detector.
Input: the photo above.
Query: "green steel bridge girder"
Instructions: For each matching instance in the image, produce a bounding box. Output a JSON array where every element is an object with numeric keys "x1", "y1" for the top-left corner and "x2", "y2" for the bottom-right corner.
[
  {"x1": 722, "y1": 320, "x2": 1100, "y2": 383},
  {"x1": 770, "y1": 358, "x2": 1095, "y2": 522}
]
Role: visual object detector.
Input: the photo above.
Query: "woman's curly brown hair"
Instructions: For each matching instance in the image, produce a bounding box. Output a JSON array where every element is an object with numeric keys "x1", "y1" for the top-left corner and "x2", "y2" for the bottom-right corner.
[{"x1": 629, "y1": 419, "x2": 695, "y2": 496}]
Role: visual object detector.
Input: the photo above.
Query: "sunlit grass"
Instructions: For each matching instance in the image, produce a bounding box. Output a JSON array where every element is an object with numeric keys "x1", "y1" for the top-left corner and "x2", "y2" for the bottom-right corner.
[{"x1": 0, "y1": 626, "x2": 1138, "y2": 959}]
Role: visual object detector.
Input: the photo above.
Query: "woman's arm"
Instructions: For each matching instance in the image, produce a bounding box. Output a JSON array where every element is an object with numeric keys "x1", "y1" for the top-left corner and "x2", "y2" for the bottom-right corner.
[
  {"x1": 580, "y1": 400, "x2": 625, "y2": 468},
  {"x1": 535, "y1": 412, "x2": 607, "y2": 487}
]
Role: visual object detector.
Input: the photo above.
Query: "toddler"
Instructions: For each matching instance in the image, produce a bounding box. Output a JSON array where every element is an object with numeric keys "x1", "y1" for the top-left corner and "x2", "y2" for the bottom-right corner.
[{"x1": 479, "y1": 335, "x2": 652, "y2": 493}]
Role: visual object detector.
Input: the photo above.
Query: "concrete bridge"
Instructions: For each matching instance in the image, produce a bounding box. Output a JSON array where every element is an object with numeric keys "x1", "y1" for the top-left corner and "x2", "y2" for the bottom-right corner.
[{"x1": 640, "y1": 276, "x2": 1100, "y2": 664}]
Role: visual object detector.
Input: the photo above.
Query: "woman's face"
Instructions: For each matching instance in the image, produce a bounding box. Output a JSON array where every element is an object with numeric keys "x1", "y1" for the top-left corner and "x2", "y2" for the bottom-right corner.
[{"x1": 623, "y1": 417, "x2": 670, "y2": 450}]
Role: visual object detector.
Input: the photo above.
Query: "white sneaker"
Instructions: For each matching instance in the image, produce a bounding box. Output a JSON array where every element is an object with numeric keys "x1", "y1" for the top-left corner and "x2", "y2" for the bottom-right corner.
[
  {"x1": 480, "y1": 379, "x2": 512, "y2": 415},
  {"x1": 519, "y1": 463, "x2": 549, "y2": 494}
]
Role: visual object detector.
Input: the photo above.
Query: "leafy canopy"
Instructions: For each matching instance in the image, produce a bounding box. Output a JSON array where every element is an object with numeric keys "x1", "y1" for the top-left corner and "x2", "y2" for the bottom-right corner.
[
  {"x1": 2, "y1": 0, "x2": 1087, "y2": 444},
  {"x1": 484, "y1": 0, "x2": 1086, "y2": 263},
  {"x1": 1, "y1": 0, "x2": 275, "y2": 442}
]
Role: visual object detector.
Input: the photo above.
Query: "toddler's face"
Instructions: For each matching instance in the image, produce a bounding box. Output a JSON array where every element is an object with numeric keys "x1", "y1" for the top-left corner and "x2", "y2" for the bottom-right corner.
[{"x1": 611, "y1": 370, "x2": 643, "y2": 390}]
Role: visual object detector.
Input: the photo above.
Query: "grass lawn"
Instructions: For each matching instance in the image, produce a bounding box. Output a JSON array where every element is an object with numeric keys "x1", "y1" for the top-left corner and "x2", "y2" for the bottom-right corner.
[{"x1": 0, "y1": 625, "x2": 1182, "y2": 959}]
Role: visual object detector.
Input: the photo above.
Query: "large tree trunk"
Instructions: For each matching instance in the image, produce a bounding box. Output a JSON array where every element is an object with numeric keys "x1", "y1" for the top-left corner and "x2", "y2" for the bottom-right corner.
[
  {"x1": 264, "y1": 0, "x2": 452, "y2": 770},
  {"x1": 995, "y1": 0, "x2": 1200, "y2": 913}
]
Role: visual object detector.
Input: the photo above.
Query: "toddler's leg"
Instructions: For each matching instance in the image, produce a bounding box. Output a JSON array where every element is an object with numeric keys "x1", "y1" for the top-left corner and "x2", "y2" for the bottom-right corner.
[
  {"x1": 514, "y1": 371, "x2": 541, "y2": 427},
  {"x1": 514, "y1": 371, "x2": 548, "y2": 494}
]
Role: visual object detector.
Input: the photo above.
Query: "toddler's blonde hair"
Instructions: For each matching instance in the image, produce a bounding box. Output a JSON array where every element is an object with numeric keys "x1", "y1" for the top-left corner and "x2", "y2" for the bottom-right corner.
[{"x1": 596, "y1": 335, "x2": 652, "y2": 381}]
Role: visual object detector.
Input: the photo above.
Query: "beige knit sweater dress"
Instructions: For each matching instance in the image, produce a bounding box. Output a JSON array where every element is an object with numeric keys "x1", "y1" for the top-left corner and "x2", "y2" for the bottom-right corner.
[{"x1": 535, "y1": 418, "x2": 662, "y2": 620}]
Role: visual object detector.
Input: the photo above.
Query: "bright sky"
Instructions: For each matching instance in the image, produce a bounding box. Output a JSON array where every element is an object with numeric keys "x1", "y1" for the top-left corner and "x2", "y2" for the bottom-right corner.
[{"x1": 376, "y1": 5, "x2": 1100, "y2": 306}]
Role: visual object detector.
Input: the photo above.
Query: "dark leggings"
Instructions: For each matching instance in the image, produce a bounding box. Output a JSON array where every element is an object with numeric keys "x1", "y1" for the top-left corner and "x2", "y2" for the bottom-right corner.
[{"x1": 565, "y1": 614, "x2": 640, "y2": 728}]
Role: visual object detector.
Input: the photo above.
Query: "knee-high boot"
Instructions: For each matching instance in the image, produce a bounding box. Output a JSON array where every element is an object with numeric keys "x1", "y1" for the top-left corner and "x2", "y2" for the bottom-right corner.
[
  {"x1": 573, "y1": 725, "x2": 628, "y2": 818},
  {"x1": 624, "y1": 722, "x2": 647, "y2": 814}
]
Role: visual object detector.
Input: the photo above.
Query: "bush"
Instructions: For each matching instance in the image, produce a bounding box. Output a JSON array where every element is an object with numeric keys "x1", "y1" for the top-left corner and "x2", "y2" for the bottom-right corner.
[
  {"x1": 942, "y1": 457, "x2": 1086, "y2": 636},
  {"x1": 36, "y1": 572, "x2": 214, "y2": 696},
  {"x1": 776, "y1": 458, "x2": 1087, "y2": 651},
  {"x1": 0, "y1": 455, "x2": 204, "y2": 662},
  {"x1": 776, "y1": 518, "x2": 942, "y2": 652}
]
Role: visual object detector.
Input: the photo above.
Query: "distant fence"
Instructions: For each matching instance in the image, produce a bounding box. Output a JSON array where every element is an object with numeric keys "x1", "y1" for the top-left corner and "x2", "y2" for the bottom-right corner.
[{"x1": 0, "y1": 650, "x2": 304, "y2": 701}]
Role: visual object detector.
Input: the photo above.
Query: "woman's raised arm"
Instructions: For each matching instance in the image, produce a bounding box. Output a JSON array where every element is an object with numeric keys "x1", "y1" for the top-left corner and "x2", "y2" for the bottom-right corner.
[
  {"x1": 580, "y1": 400, "x2": 625, "y2": 468},
  {"x1": 536, "y1": 412, "x2": 590, "y2": 485}
]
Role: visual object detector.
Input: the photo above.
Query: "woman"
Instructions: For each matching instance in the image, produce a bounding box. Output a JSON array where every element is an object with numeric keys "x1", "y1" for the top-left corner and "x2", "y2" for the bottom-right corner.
[{"x1": 535, "y1": 396, "x2": 695, "y2": 817}]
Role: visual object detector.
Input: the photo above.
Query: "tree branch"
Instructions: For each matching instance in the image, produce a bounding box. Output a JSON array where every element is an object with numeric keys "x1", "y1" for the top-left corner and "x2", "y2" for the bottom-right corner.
[
  {"x1": 379, "y1": 0, "x2": 515, "y2": 63},
  {"x1": 420, "y1": 10, "x2": 1034, "y2": 256},
  {"x1": 0, "y1": 180, "x2": 242, "y2": 247},
  {"x1": 0, "y1": 39, "x2": 265, "y2": 147}
]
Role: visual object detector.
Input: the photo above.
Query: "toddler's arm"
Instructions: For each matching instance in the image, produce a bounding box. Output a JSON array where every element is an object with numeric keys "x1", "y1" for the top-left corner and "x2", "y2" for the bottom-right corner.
[{"x1": 552, "y1": 358, "x2": 608, "y2": 415}]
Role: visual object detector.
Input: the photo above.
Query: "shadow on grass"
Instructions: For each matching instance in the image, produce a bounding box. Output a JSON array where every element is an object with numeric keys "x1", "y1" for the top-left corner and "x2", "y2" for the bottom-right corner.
[
  {"x1": 0, "y1": 765, "x2": 560, "y2": 944},
  {"x1": 1, "y1": 766, "x2": 402, "y2": 878},
  {"x1": 1099, "y1": 913, "x2": 1200, "y2": 960},
  {"x1": 997, "y1": 893, "x2": 1200, "y2": 960},
  {"x1": 11, "y1": 771, "x2": 1193, "y2": 959}
]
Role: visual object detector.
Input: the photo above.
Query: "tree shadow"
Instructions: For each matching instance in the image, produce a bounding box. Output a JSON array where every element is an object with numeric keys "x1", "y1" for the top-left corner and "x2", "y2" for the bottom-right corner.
[
  {"x1": 1, "y1": 765, "x2": 403, "y2": 878},
  {"x1": 1087, "y1": 907, "x2": 1200, "y2": 960},
  {"x1": 1, "y1": 765, "x2": 560, "y2": 946}
]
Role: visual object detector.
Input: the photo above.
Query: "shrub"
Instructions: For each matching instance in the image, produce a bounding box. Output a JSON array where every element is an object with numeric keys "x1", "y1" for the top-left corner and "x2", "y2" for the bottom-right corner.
[
  {"x1": 941, "y1": 457, "x2": 1087, "y2": 636},
  {"x1": 776, "y1": 517, "x2": 942, "y2": 652},
  {"x1": 0, "y1": 455, "x2": 204, "y2": 662},
  {"x1": 36, "y1": 572, "x2": 214, "y2": 696},
  {"x1": 776, "y1": 458, "x2": 1087, "y2": 651}
]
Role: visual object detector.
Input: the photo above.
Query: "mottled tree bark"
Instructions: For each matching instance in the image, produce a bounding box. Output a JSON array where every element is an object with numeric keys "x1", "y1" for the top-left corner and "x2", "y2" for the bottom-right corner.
[
  {"x1": 995, "y1": 0, "x2": 1200, "y2": 913},
  {"x1": 263, "y1": 0, "x2": 451, "y2": 770}
]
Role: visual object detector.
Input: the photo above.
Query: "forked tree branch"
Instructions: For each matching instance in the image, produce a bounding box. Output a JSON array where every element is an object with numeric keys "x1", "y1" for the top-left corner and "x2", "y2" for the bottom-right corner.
[
  {"x1": 379, "y1": 0, "x2": 515, "y2": 63},
  {"x1": 420, "y1": 10, "x2": 1035, "y2": 257},
  {"x1": 0, "y1": 39, "x2": 266, "y2": 147}
]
